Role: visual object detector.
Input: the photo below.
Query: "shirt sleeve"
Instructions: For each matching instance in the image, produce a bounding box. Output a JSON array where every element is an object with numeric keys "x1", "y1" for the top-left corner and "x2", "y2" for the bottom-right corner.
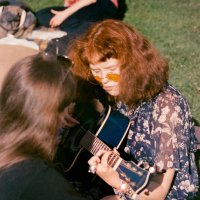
[{"x1": 151, "y1": 89, "x2": 196, "y2": 172}]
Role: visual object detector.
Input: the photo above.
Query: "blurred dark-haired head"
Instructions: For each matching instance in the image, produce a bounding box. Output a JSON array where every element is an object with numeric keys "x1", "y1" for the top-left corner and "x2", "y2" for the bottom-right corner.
[{"x1": 0, "y1": 53, "x2": 76, "y2": 168}]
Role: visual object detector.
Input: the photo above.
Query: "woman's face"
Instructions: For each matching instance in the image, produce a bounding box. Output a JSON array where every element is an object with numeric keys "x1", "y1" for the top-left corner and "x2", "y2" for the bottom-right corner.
[{"x1": 90, "y1": 58, "x2": 120, "y2": 96}]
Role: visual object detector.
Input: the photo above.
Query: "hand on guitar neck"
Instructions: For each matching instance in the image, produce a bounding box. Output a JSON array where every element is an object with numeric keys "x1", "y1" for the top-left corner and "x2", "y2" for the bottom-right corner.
[{"x1": 88, "y1": 149, "x2": 123, "y2": 189}]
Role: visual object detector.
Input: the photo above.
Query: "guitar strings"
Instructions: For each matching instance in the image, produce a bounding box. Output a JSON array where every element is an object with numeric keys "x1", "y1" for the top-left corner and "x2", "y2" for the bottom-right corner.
[{"x1": 79, "y1": 126, "x2": 120, "y2": 168}]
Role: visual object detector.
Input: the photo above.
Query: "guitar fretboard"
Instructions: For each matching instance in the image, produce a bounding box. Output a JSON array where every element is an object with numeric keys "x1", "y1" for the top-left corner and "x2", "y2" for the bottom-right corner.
[{"x1": 80, "y1": 130, "x2": 122, "y2": 168}]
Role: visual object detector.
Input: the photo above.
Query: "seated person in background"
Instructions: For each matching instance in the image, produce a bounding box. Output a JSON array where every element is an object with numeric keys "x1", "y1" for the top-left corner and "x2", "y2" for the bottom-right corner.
[
  {"x1": 36, "y1": 0, "x2": 126, "y2": 55},
  {"x1": 36, "y1": 0, "x2": 120, "y2": 31},
  {"x1": 50, "y1": 0, "x2": 119, "y2": 28},
  {"x1": 64, "y1": 0, "x2": 118, "y2": 8},
  {"x1": 0, "y1": 53, "x2": 87, "y2": 200},
  {"x1": 68, "y1": 19, "x2": 199, "y2": 200}
]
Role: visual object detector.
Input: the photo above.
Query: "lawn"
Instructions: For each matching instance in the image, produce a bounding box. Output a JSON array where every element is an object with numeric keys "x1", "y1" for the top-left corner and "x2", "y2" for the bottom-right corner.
[
  {"x1": 25, "y1": 0, "x2": 200, "y2": 122},
  {"x1": 24, "y1": 0, "x2": 200, "y2": 197},
  {"x1": 123, "y1": 0, "x2": 200, "y2": 123}
]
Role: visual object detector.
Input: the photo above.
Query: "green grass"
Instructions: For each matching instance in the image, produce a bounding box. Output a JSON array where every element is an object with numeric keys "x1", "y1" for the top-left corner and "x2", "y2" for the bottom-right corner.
[
  {"x1": 25, "y1": 0, "x2": 62, "y2": 10},
  {"x1": 23, "y1": 0, "x2": 200, "y2": 197},
  {"x1": 124, "y1": 0, "x2": 200, "y2": 122},
  {"x1": 25, "y1": 0, "x2": 200, "y2": 121}
]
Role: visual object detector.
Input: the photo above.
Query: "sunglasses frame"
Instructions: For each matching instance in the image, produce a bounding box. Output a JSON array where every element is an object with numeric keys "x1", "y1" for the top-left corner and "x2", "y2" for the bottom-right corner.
[{"x1": 57, "y1": 54, "x2": 74, "y2": 68}]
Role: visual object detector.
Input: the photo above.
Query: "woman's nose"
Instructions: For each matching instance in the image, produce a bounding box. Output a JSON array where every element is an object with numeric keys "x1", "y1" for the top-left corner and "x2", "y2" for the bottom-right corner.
[
  {"x1": 99, "y1": 70, "x2": 107, "y2": 79},
  {"x1": 101, "y1": 76, "x2": 109, "y2": 85}
]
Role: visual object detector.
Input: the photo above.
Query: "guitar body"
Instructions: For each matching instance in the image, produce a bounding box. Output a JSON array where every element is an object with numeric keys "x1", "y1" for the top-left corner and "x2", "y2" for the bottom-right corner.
[
  {"x1": 54, "y1": 105, "x2": 130, "y2": 179},
  {"x1": 54, "y1": 126, "x2": 95, "y2": 182},
  {"x1": 53, "y1": 104, "x2": 130, "y2": 198},
  {"x1": 54, "y1": 104, "x2": 153, "y2": 196},
  {"x1": 95, "y1": 106, "x2": 131, "y2": 148}
]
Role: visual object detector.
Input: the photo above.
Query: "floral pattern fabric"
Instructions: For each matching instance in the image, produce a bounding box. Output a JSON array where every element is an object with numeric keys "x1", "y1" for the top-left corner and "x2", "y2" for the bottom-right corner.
[{"x1": 116, "y1": 84, "x2": 199, "y2": 199}]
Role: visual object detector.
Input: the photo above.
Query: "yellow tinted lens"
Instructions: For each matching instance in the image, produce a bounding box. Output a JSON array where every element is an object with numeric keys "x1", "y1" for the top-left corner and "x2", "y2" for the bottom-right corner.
[
  {"x1": 94, "y1": 76, "x2": 102, "y2": 83},
  {"x1": 106, "y1": 73, "x2": 120, "y2": 82}
]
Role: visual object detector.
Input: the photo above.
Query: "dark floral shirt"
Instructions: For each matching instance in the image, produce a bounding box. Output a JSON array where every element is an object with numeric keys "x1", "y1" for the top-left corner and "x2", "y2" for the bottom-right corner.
[{"x1": 116, "y1": 84, "x2": 199, "y2": 199}]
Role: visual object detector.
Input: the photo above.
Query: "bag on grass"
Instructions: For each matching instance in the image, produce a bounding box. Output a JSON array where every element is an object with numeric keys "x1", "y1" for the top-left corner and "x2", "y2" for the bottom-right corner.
[{"x1": 0, "y1": 3, "x2": 36, "y2": 38}]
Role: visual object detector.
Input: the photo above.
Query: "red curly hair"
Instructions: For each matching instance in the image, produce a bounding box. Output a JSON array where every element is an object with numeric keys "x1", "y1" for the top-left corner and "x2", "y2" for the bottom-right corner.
[{"x1": 68, "y1": 19, "x2": 169, "y2": 107}]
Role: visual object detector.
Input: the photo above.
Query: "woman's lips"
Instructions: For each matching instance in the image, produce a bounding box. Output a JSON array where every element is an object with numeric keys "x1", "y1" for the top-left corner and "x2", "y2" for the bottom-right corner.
[{"x1": 104, "y1": 86, "x2": 113, "y2": 91}]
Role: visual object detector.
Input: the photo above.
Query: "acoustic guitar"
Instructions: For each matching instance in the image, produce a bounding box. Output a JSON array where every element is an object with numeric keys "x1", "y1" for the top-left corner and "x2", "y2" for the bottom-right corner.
[
  {"x1": 81, "y1": 106, "x2": 155, "y2": 194},
  {"x1": 54, "y1": 105, "x2": 154, "y2": 195}
]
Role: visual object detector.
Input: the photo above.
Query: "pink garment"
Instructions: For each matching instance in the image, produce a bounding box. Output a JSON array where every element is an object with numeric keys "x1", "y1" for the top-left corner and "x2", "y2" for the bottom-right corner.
[
  {"x1": 111, "y1": 0, "x2": 118, "y2": 8},
  {"x1": 67, "y1": 0, "x2": 80, "y2": 6},
  {"x1": 67, "y1": 0, "x2": 118, "y2": 8}
]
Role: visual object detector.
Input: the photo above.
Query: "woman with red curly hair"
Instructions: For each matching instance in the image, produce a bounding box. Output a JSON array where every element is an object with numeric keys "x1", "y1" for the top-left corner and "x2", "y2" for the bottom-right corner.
[{"x1": 67, "y1": 19, "x2": 199, "y2": 200}]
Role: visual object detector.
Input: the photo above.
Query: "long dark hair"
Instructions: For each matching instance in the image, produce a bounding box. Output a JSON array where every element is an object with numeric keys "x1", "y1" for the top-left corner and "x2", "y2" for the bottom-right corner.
[{"x1": 0, "y1": 53, "x2": 76, "y2": 169}]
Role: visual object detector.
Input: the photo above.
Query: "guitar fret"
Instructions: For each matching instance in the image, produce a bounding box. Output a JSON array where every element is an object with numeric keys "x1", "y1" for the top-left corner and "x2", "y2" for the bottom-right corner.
[
  {"x1": 80, "y1": 131, "x2": 110, "y2": 153},
  {"x1": 89, "y1": 143, "x2": 95, "y2": 155},
  {"x1": 108, "y1": 153, "x2": 120, "y2": 168},
  {"x1": 80, "y1": 130, "x2": 120, "y2": 168},
  {"x1": 93, "y1": 140, "x2": 100, "y2": 154},
  {"x1": 90, "y1": 139, "x2": 98, "y2": 155},
  {"x1": 108, "y1": 153, "x2": 115, "y2": 167},
  {"x1": 94, "y1": 140, "x2": 101, "y2": 154},
  {"x1": 84, "y1": 135, "x2": 96, "y2": 154},
  {"x1": 98, "y1": 142, "x2": 104, "y2": 151},
  {"x1": 101, "y1": 142, "x2": 110, "y2": 151},
  {"x1": 112, "y1": 154, "x2": 120, "y2": 167}
]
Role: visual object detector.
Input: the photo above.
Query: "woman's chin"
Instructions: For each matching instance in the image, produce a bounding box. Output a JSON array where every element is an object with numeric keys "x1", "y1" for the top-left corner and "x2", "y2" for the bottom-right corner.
[{"x1": 106, "y1": 90, "x2": 119, "y2": 96}]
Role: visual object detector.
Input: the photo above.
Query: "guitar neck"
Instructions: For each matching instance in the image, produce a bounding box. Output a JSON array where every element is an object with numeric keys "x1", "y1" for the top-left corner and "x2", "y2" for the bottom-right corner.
[{"x1": 80, "y1": 130, "x2": 122, "y2": 168}]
